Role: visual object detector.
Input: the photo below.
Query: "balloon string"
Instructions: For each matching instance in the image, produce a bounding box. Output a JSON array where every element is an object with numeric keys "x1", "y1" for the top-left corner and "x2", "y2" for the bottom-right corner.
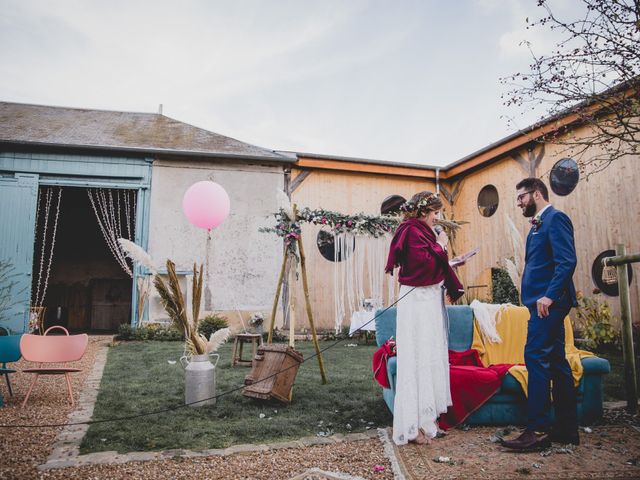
[{"x1": 206, "y1": 230, "x2": 212, "y2": 309}]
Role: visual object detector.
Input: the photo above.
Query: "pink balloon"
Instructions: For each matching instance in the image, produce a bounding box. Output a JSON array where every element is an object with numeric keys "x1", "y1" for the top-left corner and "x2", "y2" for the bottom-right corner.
[{"x1": 182, "y1": 181, "x2": 230, "y2": 230}]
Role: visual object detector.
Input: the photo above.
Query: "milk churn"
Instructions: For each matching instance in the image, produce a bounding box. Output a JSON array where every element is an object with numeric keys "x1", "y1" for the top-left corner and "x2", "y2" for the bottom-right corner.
[{"x1": 180, "y1": 353, "x2": 219, "y2": 407}]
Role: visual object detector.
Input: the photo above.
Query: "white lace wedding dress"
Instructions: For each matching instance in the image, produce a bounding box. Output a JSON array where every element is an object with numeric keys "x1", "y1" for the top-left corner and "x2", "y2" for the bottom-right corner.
[{"x1": 392, "y1": 283, "x2": 452, "y2": 445}]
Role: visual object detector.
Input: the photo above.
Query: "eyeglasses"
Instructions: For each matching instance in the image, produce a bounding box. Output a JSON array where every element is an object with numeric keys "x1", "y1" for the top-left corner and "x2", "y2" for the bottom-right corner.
[{"x1": 516, "y1": 190, "x2": 534, "y2": 203}]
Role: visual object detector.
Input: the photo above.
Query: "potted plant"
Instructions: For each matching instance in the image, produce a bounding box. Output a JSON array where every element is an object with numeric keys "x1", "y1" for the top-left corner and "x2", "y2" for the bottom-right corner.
[{"x1": 153, "y1": 260, "x2": 230, "y2": 407}]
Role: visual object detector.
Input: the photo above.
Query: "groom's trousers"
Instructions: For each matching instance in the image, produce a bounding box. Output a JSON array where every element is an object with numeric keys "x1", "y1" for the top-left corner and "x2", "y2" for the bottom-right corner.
[{"x1": 524, "y1": 305, "x2": 577, "y2": 432}]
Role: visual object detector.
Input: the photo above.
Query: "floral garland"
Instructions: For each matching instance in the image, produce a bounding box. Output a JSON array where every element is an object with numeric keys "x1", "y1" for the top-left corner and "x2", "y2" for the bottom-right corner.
[
  {"x1": 260, "y1": 208, "x2": 397, "y2": 259},
  {"x1": 260, "y1": 206, "x2": 466, "y2": 259}
]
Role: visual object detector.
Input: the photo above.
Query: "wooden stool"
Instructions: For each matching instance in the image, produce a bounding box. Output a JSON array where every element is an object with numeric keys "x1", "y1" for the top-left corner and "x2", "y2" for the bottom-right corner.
[{"x1": 231, "y1": 334, "x2": 263, "y2": 367}]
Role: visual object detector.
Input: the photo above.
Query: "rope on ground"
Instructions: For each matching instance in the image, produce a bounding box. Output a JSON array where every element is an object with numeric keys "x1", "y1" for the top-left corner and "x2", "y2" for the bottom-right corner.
[{"x1": 0, "y1": 287, "x2": 416, "y2": 429}]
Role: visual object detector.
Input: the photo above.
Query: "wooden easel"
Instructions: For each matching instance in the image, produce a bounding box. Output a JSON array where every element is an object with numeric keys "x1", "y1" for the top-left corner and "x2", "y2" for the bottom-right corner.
[{"x1": 267, "y1": 205, "x2": 328, "y2": 384}]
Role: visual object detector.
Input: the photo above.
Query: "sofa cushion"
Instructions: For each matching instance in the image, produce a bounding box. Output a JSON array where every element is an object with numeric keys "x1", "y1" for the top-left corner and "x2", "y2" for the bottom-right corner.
[
  {"x1": 375, "y1": 307, "x2": 397, "y2": 347},
  {"x1": 376, "y1": 305, "x2": 475, "y2": 350},
  {"x1": 499, "y1": 373, "x2": 524, "y2": 394},
  {"x1": 447, "y1": 305, "x2": 474, "y2": 351},
  {"x1": 387, "y1": 357, "x2": 397, "y2": 385}
]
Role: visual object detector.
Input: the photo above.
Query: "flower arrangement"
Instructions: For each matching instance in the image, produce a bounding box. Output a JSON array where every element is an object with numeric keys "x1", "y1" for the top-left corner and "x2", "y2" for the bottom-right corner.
[
  {"x1": 249, "y1": 312, "x2": 264, "y2": 327},
  {"x1": 530, "y1": 217, "x2": 543, "y2": 231},
  {"x1": 399, "y1": 193, "x2": 439, "y2": 214}
]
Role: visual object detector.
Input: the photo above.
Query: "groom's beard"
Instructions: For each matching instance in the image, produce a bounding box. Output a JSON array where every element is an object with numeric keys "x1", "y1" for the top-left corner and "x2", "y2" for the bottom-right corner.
[{"x1": 521, "y1": 199, "x2": 536, "y2": 218}]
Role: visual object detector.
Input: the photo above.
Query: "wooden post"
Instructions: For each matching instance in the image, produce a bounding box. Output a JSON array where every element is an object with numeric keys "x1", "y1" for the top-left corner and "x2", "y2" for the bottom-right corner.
[
  {"x1": 288, "y1": 264, "x2": 297, "y2": 348},
  {"x1": 268, "y1": 245, "x2": 288, "y2": 344},
  {"x1": 294, "y1": 204, "x2": 328, "y2": 384},
  {"x1": 614, "y1": 244, "x2": 637, "y2": 413}
]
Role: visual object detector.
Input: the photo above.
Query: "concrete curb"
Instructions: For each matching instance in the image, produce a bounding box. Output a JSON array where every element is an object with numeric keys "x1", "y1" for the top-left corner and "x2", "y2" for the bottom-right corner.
[{"x1": 40, "y1": 342, "x2": 110, "y2": 470}]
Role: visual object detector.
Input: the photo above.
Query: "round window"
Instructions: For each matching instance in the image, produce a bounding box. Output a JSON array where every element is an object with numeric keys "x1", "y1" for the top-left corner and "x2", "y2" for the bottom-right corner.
[
  {"x1": 591, "y1": 249, "x2": 633, "y2": 297},
  {"x1": 317, "y1": 230, "x2": 355, "y2": 262},
  {"x1": 477, "y1": 185, "x2": 499, "y2": 217},
  {"x1": 550, "y1": 158, "x2": 579, "y2": 196},
  {"x1": 381, "y1": 195, "x2": 406, "y2": 215}
]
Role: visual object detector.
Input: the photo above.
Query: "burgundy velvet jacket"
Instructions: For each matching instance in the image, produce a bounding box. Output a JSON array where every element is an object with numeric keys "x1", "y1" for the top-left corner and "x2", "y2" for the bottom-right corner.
[{"x1": 385, "y1": 218, "x2": 464, "y2": 302}]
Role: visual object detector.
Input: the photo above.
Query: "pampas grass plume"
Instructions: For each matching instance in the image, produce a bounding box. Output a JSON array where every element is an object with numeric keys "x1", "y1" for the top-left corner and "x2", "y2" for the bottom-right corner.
[
  {"x1": 206, "y1": 327, "x2": 231, "y2": 354},
  {"x1": 118, "y1": 238, "x2": 158, "y2": 274}
]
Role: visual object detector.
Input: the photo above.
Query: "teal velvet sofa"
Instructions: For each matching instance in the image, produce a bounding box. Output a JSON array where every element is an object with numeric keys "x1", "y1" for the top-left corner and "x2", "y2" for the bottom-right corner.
[{"x1": 375, "y1": 305, "x2": 611, "y2": 425}]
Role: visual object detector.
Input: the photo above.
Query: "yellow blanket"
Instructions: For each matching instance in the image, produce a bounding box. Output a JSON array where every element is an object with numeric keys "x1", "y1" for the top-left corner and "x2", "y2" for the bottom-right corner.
[{"x1": 470, "y1": 306, "x2": 594, "y2": 396}]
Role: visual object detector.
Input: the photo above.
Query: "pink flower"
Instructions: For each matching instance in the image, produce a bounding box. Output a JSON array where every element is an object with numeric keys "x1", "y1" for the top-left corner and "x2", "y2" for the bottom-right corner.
[
  {"x1": 373, "y1": 465, "x2": 385, "y2": 473},
  {"x1": 321, "y1": 217, "x2": 327, "y2": 224}
]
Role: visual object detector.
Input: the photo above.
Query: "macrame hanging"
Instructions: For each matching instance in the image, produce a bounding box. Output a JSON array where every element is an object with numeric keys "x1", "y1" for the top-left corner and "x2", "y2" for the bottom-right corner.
[
  {"x1": 87, "y1": 188, "x2": 137, "y2": 277},
  {"x1": 332, "y1": 232, "x2": 392, "y2": 333},
  {"x1": 32, "y1": 186, "x2": 63, "y2": 307}
]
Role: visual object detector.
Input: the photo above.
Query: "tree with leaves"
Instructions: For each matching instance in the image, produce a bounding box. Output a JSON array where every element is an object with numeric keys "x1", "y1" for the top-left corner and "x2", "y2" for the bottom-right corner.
[{"x1": 502, "y1": 0, "x2": 640, "y2": 176}]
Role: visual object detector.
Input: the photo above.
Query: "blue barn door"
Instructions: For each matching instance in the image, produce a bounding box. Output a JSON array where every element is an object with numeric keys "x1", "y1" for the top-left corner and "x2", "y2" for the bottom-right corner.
[{"x1": 0, "y1": 174, "x2": 38, "y2": 333}]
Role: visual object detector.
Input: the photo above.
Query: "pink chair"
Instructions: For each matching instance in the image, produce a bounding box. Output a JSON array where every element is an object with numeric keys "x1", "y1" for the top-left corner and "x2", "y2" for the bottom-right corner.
[{"x1": 20, "y1": 326, "x2": 88, "y2": 408}]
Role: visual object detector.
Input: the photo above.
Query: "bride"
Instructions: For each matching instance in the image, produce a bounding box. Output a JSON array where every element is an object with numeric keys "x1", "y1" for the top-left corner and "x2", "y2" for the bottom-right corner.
[{"x1": 385, "y1": 191, "x2": 464, "y2": 445}]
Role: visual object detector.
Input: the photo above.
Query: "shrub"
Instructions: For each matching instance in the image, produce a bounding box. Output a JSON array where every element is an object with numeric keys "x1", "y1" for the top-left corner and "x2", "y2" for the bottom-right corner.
[
  {"x1": 267, "y1": 327, "x2": 287, "y2": 343},
  {"x1": 492, "y1": 267, "x2": 520, "y2": 305},
  {"x1": 116, "y1": 322, "x2": 183, "y2": 341},
  {"x1": 322, "y1": 325, "x2": 350, "y2": 341},
  {"x1": 574, "y1": 292, "x2": 620, "y2": 351},
  {"x1": 198, "y1": 314, "x2": 229, "y2": 339}
]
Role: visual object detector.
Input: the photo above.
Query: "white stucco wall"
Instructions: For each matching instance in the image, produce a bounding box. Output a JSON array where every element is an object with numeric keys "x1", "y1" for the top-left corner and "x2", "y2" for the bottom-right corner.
[{"x1": 147, "y1": 159, "x2": 285, "y2": 323}]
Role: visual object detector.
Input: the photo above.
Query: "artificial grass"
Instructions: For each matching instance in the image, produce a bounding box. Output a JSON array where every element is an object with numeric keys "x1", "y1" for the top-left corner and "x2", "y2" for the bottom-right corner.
[{"x1": 81, "y1": 340, "x2": 392, "y2": 454}]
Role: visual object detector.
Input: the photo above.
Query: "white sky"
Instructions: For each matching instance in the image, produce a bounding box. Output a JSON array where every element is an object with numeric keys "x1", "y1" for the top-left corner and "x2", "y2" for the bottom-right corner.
[{"x1": 0, "y1": 0, "x2": 582, "y2": 166}]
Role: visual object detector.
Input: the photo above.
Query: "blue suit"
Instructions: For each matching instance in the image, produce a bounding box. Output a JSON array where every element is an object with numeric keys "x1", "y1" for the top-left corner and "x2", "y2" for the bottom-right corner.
[{"x1": 521, "y1": 206, "x2": 578, "y2": 432}]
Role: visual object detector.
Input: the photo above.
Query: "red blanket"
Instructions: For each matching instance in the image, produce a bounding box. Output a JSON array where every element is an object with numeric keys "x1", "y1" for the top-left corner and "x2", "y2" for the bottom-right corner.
[
  {"x1": 372, "y1": 345, "x2": 512, "y2": 429},
  {"x1": 372, "y1": 338, "x2": 396, "y2": 388},
  {"x1": 439, "y1": 349, "x2": 512, "y2": 430}
]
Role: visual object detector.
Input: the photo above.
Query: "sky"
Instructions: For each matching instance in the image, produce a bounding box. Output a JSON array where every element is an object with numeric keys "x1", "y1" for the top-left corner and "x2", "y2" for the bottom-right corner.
[{"x1": 0, "y1": 0, "x2": 583, "y2": 167}]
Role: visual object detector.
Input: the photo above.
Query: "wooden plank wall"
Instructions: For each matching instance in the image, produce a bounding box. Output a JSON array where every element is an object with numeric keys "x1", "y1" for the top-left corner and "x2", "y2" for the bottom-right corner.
[
  {"x1": 290, "y1": 168, "x2": 442, "y2": 331},
  {"x1": 448, "y1": 129, "x2": 640, "y2": 326}
]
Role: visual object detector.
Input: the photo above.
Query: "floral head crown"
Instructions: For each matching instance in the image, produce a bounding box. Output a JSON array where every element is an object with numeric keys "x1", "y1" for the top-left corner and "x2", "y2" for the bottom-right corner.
[{"x1": 399, "y1": 193, "x2": 440, "y2": 214}]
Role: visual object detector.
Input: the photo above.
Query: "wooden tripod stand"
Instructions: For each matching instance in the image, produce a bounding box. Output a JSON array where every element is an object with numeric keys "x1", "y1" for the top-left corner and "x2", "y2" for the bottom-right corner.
[{"x1": 266, "y1": 205, "x2": 328, "y2": 384}]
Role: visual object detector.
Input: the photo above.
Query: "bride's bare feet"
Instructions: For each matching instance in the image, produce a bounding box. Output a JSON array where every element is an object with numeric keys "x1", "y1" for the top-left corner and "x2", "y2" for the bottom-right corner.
[{"x1": 410, "y1": 429, "x2": 431, "y2": 445}]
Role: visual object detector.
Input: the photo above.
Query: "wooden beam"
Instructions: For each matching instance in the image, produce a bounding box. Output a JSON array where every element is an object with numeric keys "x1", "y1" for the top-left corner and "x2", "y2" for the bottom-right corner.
[
  {"x1": 511, "y1": 150, "x2": 531, "y2": 175},
  {"x1": 440, "y1": 178, "x2": 465, "y2": 206},
  {"x1": 445, "y1": 111, "x2": 587, "y2": 178},
  {"x1": 533, "y1": 144, "x2": 545, "y2": 173},
  {"x1": 288, "y1": 170, "x2": 312, "y2": 195},
  {"x1": 295, "y1": 158, "x2": 437, "y2": 179}
]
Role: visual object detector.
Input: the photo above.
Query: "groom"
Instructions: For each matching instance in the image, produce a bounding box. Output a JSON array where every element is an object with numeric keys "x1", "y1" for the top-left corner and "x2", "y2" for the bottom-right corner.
[{"x1": 503, "y1": 177, "x2": 579, "y2": 451}]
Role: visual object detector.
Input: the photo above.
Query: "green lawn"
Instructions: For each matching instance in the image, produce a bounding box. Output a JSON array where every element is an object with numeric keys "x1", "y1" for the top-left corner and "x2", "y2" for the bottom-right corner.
[{"x1": 81, "y1": 340, "x2": 392, "y2": 454}]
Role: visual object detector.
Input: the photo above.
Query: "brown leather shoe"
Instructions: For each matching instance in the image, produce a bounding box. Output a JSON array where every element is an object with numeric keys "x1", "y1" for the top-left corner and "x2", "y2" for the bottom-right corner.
[{"x1": 501, "y1": 430, "x2": 551, "y2": 451}]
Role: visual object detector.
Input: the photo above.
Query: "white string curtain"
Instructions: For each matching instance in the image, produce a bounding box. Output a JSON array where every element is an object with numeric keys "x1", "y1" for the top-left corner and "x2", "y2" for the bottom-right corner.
[
  {"x1": 87, "y1": 188, "x2": 137, "y2": 278},
  {"x1": 32, "y1": 186, "x2": 63, "y2": 306}
]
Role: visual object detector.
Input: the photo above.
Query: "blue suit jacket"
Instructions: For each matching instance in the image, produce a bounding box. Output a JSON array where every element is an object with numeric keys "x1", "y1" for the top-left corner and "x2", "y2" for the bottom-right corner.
[{"x1": 521, "y1": 206, "x2": 578, "y2": 309}]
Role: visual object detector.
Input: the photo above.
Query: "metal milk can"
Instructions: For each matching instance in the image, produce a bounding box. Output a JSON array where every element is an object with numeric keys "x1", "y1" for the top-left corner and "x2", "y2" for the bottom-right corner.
[{"x1": 180, "y1": 353, "x2": 219, "y2": 407}]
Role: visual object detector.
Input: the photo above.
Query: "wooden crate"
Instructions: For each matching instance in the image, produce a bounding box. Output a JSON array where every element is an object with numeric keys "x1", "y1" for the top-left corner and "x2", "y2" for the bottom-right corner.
[{"x1": 242, "y1": 344, "x2": 304, "y2": 404}]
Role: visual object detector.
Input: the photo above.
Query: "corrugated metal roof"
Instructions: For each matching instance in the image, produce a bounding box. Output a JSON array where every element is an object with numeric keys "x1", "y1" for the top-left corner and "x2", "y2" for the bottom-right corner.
[{"x1": 0, "y1": 101, "x2": 289, "y2": 161}]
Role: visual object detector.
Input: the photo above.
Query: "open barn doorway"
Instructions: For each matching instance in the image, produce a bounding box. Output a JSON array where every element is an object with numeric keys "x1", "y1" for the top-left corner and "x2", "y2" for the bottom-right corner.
[{"x1": 31, "y1": 186, "x2": 137, "y2": 332}]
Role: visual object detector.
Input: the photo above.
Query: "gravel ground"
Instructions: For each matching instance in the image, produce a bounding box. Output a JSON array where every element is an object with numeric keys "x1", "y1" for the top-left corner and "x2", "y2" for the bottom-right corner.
[
  {"x1": 0, "y1": 336, "x2": 394, "y2": 480},
  {"x1": 36, "y1": 440, "x2": 393, "y2": 480},
  {"x1": 3, "y1": 336, "x2": 639, "y2": 480}
]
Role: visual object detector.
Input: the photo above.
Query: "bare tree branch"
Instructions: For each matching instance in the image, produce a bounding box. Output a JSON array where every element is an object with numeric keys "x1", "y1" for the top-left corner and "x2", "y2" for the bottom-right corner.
[{"x1": 501, "y1": 0, "x2": 640, "y2": 178}]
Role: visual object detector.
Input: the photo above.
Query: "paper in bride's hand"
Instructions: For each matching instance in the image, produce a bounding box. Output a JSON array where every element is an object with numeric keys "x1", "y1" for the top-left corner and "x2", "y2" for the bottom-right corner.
[{"x1": 449, "y1": 247, "x2": 480, "y2": 267}]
